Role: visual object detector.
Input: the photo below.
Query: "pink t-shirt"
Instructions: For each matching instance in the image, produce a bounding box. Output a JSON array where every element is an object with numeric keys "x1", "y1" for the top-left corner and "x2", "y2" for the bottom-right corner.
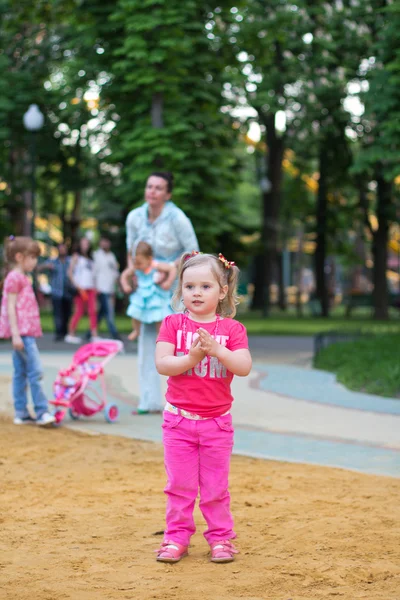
[
  {"x1": 0, "y1": 271, "x2": 42, "y2": 338},
  {"x1": 157, "y1": 313, "x2": 249, "y2": 418}
]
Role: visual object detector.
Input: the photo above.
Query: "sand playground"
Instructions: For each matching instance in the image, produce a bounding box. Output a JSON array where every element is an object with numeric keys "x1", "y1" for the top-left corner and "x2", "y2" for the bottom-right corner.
[{"x1": 0, "y1": 370, "x2": 399, "y2": 600}]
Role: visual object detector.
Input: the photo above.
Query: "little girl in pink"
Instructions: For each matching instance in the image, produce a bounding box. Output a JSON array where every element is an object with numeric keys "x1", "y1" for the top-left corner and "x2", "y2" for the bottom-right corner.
[
  {"x1": 155, "y1": 251, "x2": 252, "y2": 563},
  {"x1": 0, "y1": 236, "x2": 55, "y2": 426}
]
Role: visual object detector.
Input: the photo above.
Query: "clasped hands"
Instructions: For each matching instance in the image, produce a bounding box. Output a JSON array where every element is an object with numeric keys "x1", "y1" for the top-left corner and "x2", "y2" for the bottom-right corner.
[{"x1": 189, "y1": 328, "x2": 220, "y2": 361}]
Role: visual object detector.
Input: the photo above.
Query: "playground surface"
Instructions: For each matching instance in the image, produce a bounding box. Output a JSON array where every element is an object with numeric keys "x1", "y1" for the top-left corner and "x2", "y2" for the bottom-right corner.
[
  {"x1": 1, "y1": 419, "x2": 399, "y2": 600},
  {"x1": 1, "y1": 336, "x2": 399, "y2": 600}
]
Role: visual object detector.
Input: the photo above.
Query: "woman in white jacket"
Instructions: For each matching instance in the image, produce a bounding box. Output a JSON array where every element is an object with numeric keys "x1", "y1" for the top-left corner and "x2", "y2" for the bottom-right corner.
[{"x1": 121, "y1": 171, "x2": 199, "y2": 413}]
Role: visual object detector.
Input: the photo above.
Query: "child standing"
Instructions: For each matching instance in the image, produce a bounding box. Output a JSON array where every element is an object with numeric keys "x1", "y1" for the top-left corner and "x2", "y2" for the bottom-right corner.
[
  {"x1": 121, "y1": 241, "x2": 176, "y2": 341},
  {"x1": 65, "y1": 237, "x2": 99, "y2": 344},
  {"x1": 155, "y1": 251, "x2": 252, "y2": 563},
  {"x1": 0, "y1": 236, "x2": 55, "y2": 426}
]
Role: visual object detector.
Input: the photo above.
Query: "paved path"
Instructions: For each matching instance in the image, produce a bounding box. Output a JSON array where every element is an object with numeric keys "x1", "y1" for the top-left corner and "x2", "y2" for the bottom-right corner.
[
  {"x1": 1, "y1": 333, "x2": 315, "y2": 366},
  {"x1": 0, "y1": 337, "x2": 399, "y2": 478}
]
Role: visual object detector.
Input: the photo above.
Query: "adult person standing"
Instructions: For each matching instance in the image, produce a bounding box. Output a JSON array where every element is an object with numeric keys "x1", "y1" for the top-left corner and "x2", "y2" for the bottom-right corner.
[
  {"x1": 37, "y1": 243, "x2": 73, "y2": 341},
  {"x1": 93, "y1": 237, "x2": 121, "y2": 340},
  {"x1": 121, "y1": 171, "x2": 199, "y2": 414},
  {"x1": 65, "y1": 237, "x2": 99, "y2": 344}
]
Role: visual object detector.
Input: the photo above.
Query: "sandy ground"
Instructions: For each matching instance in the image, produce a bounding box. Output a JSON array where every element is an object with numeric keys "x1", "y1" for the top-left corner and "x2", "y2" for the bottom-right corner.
[{"x1": 1, "y1": 399, "x2": 400, "y2": 599}]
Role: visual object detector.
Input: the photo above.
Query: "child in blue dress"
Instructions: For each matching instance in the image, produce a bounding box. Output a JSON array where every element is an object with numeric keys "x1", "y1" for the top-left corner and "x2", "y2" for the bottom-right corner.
[{"x1": 121, "y1": 241, "x2": 176, "y2": 341}]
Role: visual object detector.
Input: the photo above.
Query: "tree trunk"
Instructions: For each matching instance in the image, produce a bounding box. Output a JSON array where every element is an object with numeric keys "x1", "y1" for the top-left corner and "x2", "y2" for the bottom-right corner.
[
  {"x1": 314, "y1": 147, "x2": 329, "y2": 317},
  {"x1": 294, "y1": 226, "x2": 305, "y2": 316},
  {"x1": 8, "y1": 148, "x2": 26, "y2": 235},
  {"x1": 60, "y1": 192, "x2": 68, "y2": 243},
  {"x1": 251, "y1": 39, "x2": 286, "y2": 315},
  {"x1": 251, "y1": 149, "x2": 267, "y2": 311},
  {"x1": 22, "y1": 149, "x2": 33, "y2": 237},
  {"x1": 256, "y1": 113, "x2": 285, "y2": 316},
  {"x1": 70, "y1": 190, "x2": 82, "y2": 248},
  {"x1": 22, "y1": 189, "x2": 32, "y2": 237},
  {"x1": 277, "y1": 251, "x2": 287, "y2": 310},
  {"x1": 372, "y1": 174, "x2": 391, "y2": 319}
]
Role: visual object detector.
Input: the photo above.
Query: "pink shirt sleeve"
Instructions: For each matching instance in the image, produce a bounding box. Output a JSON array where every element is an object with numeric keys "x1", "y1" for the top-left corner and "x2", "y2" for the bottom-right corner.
[
  {"x1": 227, "y1": 321, "x2": 249, "y2": 351},
  {"x1": 157, "y1": 314, "x2": 179, "y2": 345},
  {"x1": 4, "y1": 271, "x2": 25, "y2": 294}
]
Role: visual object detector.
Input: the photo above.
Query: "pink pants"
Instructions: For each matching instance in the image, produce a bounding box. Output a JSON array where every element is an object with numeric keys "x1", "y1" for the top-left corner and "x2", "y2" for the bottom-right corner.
[
  {"x1": 162, "y1": 410, "x2": 235, "y2": 547},
  {"x1": 70, "y1": 289, "x2": 97, "y2": 332}
]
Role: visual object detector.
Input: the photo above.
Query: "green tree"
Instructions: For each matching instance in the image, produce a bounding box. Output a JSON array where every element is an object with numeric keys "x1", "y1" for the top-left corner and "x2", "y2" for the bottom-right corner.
[
  {"x1": 0, "y1": 1, "x2": 54, "y2": 237},
  {"x1": 0, "y1": 0, "x2": 107, "y2": 247},
  {"x1": 352, "y1": 0, "x2": 400, "y2": 319},
  {"x1": 74, "y1": 0, "x2": 242, "y2": 253},
  {"x1": 288, "y1": 1, "x2": 364, "y2": 316},
  {"x1": 218, "y1": 0, "x2": 312, "y2": 313}
]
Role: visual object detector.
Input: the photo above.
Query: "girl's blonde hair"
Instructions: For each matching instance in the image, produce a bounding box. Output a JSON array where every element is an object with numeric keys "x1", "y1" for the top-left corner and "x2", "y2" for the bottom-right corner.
[
  {"x1": 6, "y1": 236, "x2": 40, "y2": 265},
  {"x1": 172, "y1": 252, "x2": 240, "y2": 317}
]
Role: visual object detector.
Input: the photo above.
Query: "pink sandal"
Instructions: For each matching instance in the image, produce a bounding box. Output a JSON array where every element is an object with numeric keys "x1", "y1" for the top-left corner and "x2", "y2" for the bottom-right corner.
[
  {"x1": 210, "y1": 540, "x2": 238, "y2": 563},
  {"x1": 156, "y1": 540, "x2": 188, "y2": 563}
]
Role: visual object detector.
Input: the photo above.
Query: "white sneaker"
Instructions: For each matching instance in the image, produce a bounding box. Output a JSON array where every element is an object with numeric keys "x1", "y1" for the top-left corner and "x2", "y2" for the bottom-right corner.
[
  {"x1": 64, "y1": 334, "x2": 82, "y2": 344},
  {"x1": 36, "y1": 412, "x2": 56, "y2": 427},
  {"x1": 90, "y1": 336, "x2": 103, "y2": 343},
  {"x1": 14, "y1": 415, "x2": 36, "y2": 425}
]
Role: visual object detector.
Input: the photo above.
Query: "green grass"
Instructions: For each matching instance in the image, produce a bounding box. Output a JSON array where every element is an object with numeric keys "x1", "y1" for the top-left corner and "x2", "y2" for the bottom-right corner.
[
  {"x1": 314, "y1": 334, "x2": 400, "y2": 398},
  {"x1": 39, "y1": 305, "x2": 400, "y2": 337},
  {"x1": 239, "y1": 310, "x2": 400, "y2": 336}
]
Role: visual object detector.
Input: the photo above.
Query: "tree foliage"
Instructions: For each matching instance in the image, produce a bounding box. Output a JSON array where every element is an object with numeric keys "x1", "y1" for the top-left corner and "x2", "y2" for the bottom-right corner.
[
  {"x1": 352, "y1": 0, "x2": 400, "y2": 319},
  {"x1": 1, "y1": 0, "x2": 399, "y2": 320},
  {"x1": 74, "y1": 0, "x2": 242, "y2": 251}
]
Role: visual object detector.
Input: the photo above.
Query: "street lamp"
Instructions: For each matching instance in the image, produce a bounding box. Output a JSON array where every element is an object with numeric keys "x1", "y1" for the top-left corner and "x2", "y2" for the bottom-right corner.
[{"x1": 23, "y1": 104, "x2": 44, "y2": 238}]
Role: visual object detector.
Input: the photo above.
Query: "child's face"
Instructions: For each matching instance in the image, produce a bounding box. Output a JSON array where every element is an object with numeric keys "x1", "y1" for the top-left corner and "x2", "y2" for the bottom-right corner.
[
  {"x1": 134, "y1": 254, "x2": 152, "y2": 272},
  {"x1": 15, "y1": 252, "x2": 38, "y2": 273},
  {"x1": 182, "y1": 264, "x2": 227, "y2": 320}
]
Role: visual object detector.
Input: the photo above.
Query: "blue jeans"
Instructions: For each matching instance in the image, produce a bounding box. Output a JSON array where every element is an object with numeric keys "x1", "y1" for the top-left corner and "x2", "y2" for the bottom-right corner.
[
  {"x1": 12, "y1": 336, "x2": 49, "y2": 419},
  {"x1": 97, "y1": 293, "x2": 119, "y2": 338}
]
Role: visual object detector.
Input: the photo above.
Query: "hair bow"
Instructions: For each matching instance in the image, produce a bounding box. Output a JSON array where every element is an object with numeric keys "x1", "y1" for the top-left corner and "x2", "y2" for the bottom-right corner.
[
  {"x1": 218, "y1": 253, "x2": 235, "y2": 269},
  {"x1": 184, "y1": 250, "x2": 202, "y2": 261},
  {"x1": 8, "y1": 235, "x2": 15, "y2": 240}
]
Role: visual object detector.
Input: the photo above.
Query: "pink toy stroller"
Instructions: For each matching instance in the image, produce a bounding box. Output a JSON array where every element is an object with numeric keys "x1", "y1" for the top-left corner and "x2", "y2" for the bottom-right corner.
[{"x1": 51, "y1": 340, "x2": 124, "y2": 424}]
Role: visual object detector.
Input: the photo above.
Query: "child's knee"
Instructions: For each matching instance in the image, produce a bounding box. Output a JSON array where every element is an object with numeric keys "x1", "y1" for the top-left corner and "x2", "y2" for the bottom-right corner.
[{"x1": 29, "y1": 367, "x2": 44, "y2": 383}]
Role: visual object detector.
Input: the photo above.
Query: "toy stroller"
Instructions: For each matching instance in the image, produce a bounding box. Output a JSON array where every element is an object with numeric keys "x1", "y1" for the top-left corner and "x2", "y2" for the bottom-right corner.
[{"x1": 51, "y1": 340, "x2": 124, "y2": 424}]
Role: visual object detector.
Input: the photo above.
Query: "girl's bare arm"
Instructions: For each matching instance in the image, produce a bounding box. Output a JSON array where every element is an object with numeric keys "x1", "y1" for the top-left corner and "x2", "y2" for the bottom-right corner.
[
  {"x1": 7, "y1": 294, "x2": 23, "y2": 350},
  {"x1": 155, "y1": 339, "x2": 205, "y2": 376},
  {"x1": 154, "y1": 261, "x2": 177, "y2": 291},
  {"x1": 120, "y1": 266, "x2": 136, "y2": 294},
  {"x1": 197, "y1": 328, "x2": 252, "y2": 376}
]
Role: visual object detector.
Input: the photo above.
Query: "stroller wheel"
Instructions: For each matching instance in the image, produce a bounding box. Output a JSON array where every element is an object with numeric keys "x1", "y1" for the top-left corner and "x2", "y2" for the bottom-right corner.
[
  {"x1": 104, "y1": 403, "x2": 119, "y2": 423},
  {"x1": 68, "y1": 408, "x2": 80, "y2": 420}
]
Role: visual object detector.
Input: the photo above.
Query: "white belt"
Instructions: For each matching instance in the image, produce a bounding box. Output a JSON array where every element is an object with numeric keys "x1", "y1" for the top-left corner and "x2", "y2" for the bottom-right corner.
[{"x1": 165, "y1": 401, "x2": 230, "y2": 421}]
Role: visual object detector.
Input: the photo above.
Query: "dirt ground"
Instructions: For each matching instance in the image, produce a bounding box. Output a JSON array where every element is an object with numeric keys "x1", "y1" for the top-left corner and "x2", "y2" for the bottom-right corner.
[{"x1": 0, "y1": 413, "x2": 399, "y2": 600}]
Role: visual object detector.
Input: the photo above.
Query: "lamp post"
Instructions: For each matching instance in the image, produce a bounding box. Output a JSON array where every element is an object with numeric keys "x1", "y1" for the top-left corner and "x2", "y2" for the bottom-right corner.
[{"x1": 23, "y1": 104, "x2": 44, "y2": 238}]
